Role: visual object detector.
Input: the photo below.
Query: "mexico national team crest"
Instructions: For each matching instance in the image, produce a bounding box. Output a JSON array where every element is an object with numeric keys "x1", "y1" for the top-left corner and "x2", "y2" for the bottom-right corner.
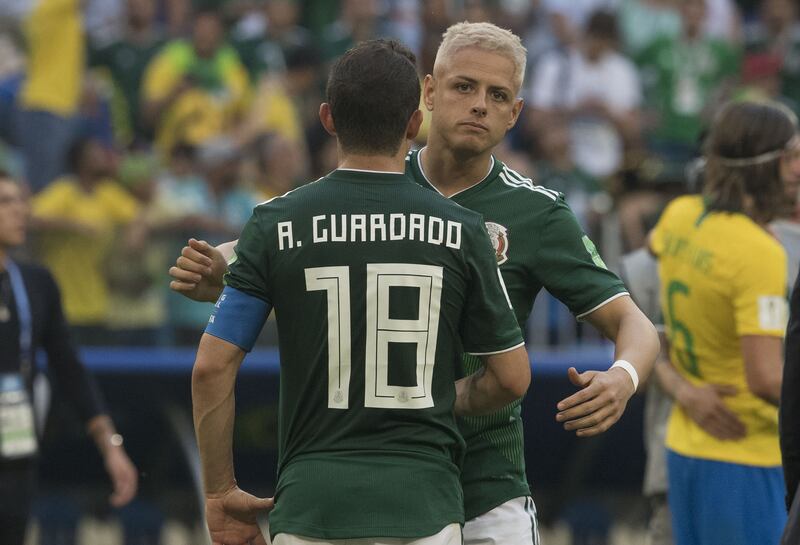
[{"x1": 485, "y1": 222, "x2": 509, "y2": 265}]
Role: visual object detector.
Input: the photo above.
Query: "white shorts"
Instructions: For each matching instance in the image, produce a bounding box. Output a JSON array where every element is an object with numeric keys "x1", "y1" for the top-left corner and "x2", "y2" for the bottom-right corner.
[
  {"x1": 272, "y1": 523, "x2": 462, "y2": 545},
  {"x1": 463, "y1": 496, "x2": 539, "y2": 545}
]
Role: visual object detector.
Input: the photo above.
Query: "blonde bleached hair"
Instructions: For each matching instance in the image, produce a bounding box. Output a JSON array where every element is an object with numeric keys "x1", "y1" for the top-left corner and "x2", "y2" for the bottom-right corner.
[{"x1": 434, "y1": 22, "x2": 527, "y2": 93}]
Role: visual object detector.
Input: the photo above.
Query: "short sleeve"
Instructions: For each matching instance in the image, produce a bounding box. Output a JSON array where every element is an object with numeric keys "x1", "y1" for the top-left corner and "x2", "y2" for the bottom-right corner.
[
  {"x1": 224, "y1": 208, "x2": 272, "y2": 303},
  {"x1": 31, "y1": 179, "x2": 70, "y2": 218},
  {"x1": 732, "y1": 244, "x2": 788, "y2": 337},
  {"x1": 142, "y1": 50, "x2": 180, "y2": 102},
  {"x1": 460, "y1": 218, "x2": 525, "y2": 355},
  {"x1": 103, "y1": 183, "x2": 140, "y2": 223},
  {"x1": 533, "y1": 198, "x2": 628, "y2": 317}
]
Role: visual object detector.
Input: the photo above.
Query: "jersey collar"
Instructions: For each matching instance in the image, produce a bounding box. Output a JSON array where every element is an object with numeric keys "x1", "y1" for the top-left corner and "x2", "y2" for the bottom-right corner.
[{"x1": 414, "y1": 147, "x2": 501, "y2": 200}]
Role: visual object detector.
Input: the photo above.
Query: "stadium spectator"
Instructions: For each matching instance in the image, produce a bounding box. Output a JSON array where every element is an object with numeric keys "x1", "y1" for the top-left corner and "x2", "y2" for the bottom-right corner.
[
  {"x1": 744, "y1": 0, "x2": 800, "y2": 105},
  {"x1": 105, "y1": 153, "x2": 168, "y2": 345},
  {"x1": 617, "y1": 0, "x2": 681, "y2": 56},
  {"x1": 703, "y1": 0, "x2": 742, "y2": 44},
  {"x1": 29, "y1": 138, "x2": 141, "y2": 345},
  {"x1": 0, "y1": 171, "x2": 138, "y2": 545},
  {"x1": 650, "y1": 100, "x2": 794, "y2": 545},
  {"x1": 164, "y1": 137, "x2": 259, "y2": 345},
  {"x1": 732, "y1": 52, "x2": 798, "y2": 115},
  {"x1": 319, "y1": 0, "x2": 382, "y2": 61},
  {"x1": 636, "y1": 0, "x2": 741, "y2": 170},
  {"x1": 89, "y1": 0, "x2": 167, "y2": 147},
  {"x1": 529, "y1": 113, "x2": 603, "y2": 233},
  {"x1": 542, "y1": 0, "x2": 620, "y2": 47},
  {"x1": 15, "y1": 0, "x2": 86, "y2": 192},
  {"x1": 245, "y1": 133, "x2": 303, "y2": 201},
  {"x1": 141, "y1": 8, "x2": 250, "y2": 153},
  {"x1": 529, "y1": 9, "x2": 642, "y2": 180},
  {"x1": 230, "y1": 0, "x2": 314, "y2": 80}
]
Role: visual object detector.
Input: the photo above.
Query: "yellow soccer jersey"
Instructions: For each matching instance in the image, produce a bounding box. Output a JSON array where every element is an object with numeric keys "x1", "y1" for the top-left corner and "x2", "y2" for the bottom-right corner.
[
  {"x1": 651, "y1": 195, "x2": 787, "y2": 467},
  {"x1": 32, "y1": 178, "x2": 140, "y2": 325}
]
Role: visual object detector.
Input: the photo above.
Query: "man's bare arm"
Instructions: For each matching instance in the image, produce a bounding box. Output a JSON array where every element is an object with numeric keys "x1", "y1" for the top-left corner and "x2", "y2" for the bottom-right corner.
[
  {"x1": 192, "y1": 334, "x2": 272, "y2": 545},
  {"x1": 556, "y1": 295, "x2": 659, "y2": 437},
  {"x1": 455, "y1": 346, "x2": 530, "y2": 417}
]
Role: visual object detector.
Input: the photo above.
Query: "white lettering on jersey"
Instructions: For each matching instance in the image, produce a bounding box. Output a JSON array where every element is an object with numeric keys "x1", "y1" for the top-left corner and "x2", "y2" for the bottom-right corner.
[{"x1": 304, "y1": 214, "x2": 463, "y2": 249}]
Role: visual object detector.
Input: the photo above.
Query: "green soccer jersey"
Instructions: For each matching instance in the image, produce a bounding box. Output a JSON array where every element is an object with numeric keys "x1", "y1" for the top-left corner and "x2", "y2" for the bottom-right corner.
[
  {"x1": 635, "y1": 36, "x2": 740, "y2": 146},
  {"x1": 225, "y1": 168, "x2": 524, "y2": 539},
  {"x1": 407, "y1": 149, "x2": 629, "y2": 519}
]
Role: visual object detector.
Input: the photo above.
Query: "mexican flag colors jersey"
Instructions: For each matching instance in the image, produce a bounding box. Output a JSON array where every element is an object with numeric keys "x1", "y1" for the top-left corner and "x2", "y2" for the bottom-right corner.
[
  {"x1": 407, "y1": 148, "x2": 629, "y2": 519},
  {"x1": 224, "y1": 168, "x2": 524, "y2": 539}
]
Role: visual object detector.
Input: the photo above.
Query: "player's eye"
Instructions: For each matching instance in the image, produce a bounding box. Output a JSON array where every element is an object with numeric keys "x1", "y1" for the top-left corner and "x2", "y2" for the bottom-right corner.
[
  {"x1": 491, "y1": 91, "x2": 508, "y2": 102},
  {"x1": 456, "y1": 82, "x2": 472, "y2": 92}
]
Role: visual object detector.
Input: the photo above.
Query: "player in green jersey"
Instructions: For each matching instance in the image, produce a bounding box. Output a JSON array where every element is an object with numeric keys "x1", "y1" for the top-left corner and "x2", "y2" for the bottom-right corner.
[
  {"x1": 191, "y1": 39, "x2": 531, "y2": 545},
  {"x1": 173, "y1": 23, "x2": 659, "y2": 545}
]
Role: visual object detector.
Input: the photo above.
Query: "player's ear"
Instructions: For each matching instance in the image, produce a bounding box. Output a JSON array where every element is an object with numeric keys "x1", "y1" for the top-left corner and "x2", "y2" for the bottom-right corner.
[
  {"x1": 423, "y1": 75, "x2": 435, "y2": 112},
  {"x1": 507, "y1": 98, "x2": 524, "y2": 130},
  {"x1": 406, "y1": 109, "x2": 423, "y2": 141},
  {"x1": 319, "y1": 103, "x2": 337, "y2": 136}
]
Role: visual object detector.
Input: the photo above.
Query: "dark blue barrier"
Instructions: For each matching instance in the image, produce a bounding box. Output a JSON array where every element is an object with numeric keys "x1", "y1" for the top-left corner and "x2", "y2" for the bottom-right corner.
[{"x1": 38, "y1": 343, "x2": 645, "y2": 525}]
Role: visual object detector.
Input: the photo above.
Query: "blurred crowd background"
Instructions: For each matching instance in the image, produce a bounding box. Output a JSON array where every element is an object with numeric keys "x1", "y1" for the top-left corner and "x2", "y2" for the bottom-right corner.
[{"x1": 0, "y1": 0, "x2": 798, "y2": 348}]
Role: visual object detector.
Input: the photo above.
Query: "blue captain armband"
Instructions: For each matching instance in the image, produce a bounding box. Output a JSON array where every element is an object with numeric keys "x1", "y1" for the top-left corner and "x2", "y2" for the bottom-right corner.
[{"x1": 205, "y1": 286, "x2": 272, "y2": 352}]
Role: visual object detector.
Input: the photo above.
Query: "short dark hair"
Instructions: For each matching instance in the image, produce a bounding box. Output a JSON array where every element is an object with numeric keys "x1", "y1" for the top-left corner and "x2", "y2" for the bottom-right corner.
[
  {"x1": 66, "y1": 138, "x2": 94, "y2": 173},
  {"x1": 586, "y1": 10, "x2": 619, "y2": 42},
  {"x1": 704, "y1": 100, "x2": 797, "y2": 223},
  {"x1": 326, "y1": 39, "x2": 420, "y2": 156}
]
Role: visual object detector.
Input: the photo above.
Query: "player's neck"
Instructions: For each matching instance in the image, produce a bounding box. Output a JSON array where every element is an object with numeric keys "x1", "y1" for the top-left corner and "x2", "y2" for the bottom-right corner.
[
  {"x1": 421, "y1": 140, "x2": 494, "y2": 197},
  {"x1": 338, "y1": 149, "x2": 407, "y2": 174},
  {"x1": 0, "y1": 248, "x2": 6, "y2": 272}
]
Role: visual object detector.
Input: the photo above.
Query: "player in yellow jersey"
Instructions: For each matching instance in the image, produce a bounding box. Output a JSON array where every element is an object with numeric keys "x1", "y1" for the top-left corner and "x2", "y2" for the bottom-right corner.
[{"x1": 650, "y1": 100, "x2": 797, "y2": 545}]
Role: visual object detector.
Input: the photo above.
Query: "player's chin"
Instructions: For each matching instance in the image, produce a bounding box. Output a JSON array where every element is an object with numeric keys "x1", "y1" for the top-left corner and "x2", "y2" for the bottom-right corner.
[{"x1": 451, "y1": 136, "x2": 493, "y2": 156}]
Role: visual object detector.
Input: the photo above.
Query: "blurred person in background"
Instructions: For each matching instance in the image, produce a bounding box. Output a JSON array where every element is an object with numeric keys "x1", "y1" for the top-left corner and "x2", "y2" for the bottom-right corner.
[
  {"x1": 231, "y1": 0, "x2": 314, "y2": 80},
  {"x1": 744, "y1": 0, "x2": 800, "y2": 105},
  {"x1": 320, "y1": 0, "x2": 382, "y2": 61},
  {"x1": 732, "y1": 53, "x2": 799, "y2": 115},
  {"x1": 246, "y1": 132, "x2": 303, "y2": 201},
  {"x1": 617, "y1": 0, "x2": 681, "y2": 57},
  {"x1": 105, "y1": 153, "x2": 170, "y2": 345},
  {"x1": 89, "y1": 0, "x2": 167, "y2": 147},
  {"x1": 529, "y1": 113, "x2": 604, "y2": 236},
  {"x1": 636, "y1": 0, "x2": 741, "y2": 172},
  {"x1": 164, "y1": 137, "x2": 259, "y2": 345},
  {"x1": 0, "y1": 171, "x2": 138, "y2": 545},
  {"x1": 540, "y1": 0, "x2": 621, "y2": 48},
  {"x1": 13, "y1": 0, "x2": 86, "y2": 193},
  {"x1": 141, "y1": 7, "x2": 250, "y2": 153},
  {"x1": 529, "y1": 10, "x2": 642, "y2": 181},
  {"x1": 28, "y1": 138, "x2": 142, "y2": 345},
  {"x1": 170, "y1": 22, "x2": 660, "y2": 544},
  {"x1": 649, "y1": 100, "x2": 795, "y2": 545}
]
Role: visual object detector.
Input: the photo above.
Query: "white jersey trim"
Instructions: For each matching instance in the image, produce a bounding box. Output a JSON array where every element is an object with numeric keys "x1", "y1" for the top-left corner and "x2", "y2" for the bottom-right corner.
[
  {"x1": 336, "y1": 167, "x2": 406, "y2": 174},
  {"x1": 500, "y1": 167, "x2": 559, "y2": 201},
  {"x1": 576, "y1": 292, "x2": 631, "y2": 320},
  {"x1": 467, "y1": 340, "x2": 526, "y2": 356},
  {"x1": 415, "y1": 147, "x2": 495, "y2": 199}
]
